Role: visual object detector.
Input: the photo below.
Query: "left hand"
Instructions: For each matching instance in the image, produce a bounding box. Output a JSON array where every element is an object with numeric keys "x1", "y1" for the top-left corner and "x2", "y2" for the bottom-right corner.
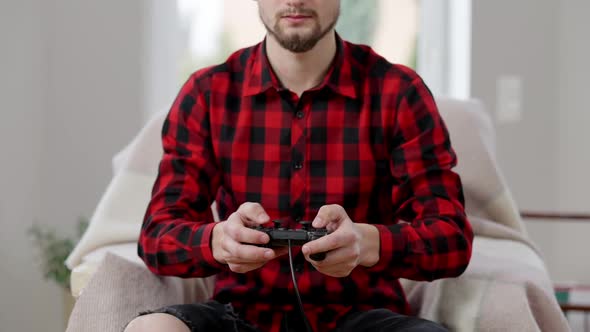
[{"x1": 301, "y1": 204, "x2": 379, "y2": 277}]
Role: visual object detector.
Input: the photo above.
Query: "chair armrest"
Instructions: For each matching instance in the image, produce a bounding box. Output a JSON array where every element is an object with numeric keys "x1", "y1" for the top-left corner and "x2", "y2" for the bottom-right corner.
[
  {"x1": 70, "y1": 243, "x2": 143, "y2": 298},
  {"x1": 402, "y1": 236, "x2": 569, "y2": 332},
  {"x1": 67, "y1": 249, "x2": 215, "y2": 332},
  {"x1": 70, "y1": 243, "x2": 215, "y2": 300}
]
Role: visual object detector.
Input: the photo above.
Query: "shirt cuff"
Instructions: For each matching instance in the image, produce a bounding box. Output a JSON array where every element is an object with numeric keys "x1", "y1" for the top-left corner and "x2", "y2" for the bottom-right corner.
[
  {"x1": 365, "y1": 224, "x2": 400, "y2": 273},
  {"x1": 197, "y1": 222, "x2": 227, "y2": 271}
]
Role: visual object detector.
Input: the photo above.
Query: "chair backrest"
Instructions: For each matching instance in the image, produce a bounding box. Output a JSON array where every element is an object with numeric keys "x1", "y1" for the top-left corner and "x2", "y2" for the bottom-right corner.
[
  {"x1": 436, "y1": 98, "x2": 526, "y2": 234},
  {"x1": 111, "y1": 109, "x2": 169, "y2": 177}
]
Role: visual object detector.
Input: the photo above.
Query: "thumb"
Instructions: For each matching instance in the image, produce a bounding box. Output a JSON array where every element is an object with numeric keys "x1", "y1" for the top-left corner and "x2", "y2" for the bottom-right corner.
[
  {"x1": 312, "y1": 215, "x2": 329, "y2": 229},
  {"x1": 237, "y1": 202, "x2": 270, "y2": 226}
]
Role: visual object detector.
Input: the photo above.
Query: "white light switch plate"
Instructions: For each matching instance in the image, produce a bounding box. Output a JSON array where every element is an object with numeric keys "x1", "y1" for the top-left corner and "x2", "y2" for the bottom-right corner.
[{"x1": 496, "y1": 75, "x2": 523, "y2": 123}]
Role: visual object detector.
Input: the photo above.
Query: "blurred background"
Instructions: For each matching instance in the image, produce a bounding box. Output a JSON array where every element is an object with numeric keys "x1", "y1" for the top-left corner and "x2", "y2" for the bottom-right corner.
[{"x1": 0, "y1": 0, "x2": 588, "y2": 331}]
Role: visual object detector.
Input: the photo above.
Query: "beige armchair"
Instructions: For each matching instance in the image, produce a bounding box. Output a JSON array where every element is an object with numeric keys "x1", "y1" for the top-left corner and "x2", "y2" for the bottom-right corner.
[{"x1": 65, "y1": 98, "x2": 570, "y2": 332}]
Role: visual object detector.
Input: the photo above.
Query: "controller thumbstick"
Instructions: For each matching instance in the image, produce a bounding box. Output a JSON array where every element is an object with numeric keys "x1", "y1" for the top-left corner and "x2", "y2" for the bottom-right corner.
[
  {"x1": 273, "y1": 220, "x2": 283, "y2": 229},
  {"x1": 299, "y1": 221, "x2": 312, "y2": 231}
]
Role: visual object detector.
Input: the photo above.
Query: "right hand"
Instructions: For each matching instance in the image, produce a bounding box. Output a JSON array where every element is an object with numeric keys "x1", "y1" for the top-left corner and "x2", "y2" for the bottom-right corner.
[{"x1": 212, "y1": 202, "x2": 288, "y2": 273}]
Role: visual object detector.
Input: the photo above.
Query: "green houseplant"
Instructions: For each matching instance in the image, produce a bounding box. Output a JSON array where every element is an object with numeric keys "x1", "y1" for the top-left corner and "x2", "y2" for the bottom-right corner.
[
  {"x1": 28, "y1": 217, "x2": 88, "y2": 291},
  {"x1": 28, "y1": 217, "x2": 89, "y2": 327}
]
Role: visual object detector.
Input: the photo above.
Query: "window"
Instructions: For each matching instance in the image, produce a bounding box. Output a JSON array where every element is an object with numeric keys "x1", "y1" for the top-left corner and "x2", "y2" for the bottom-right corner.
[
  {"x1": 176, "y1": 0, "x2": 420, "y2": 80},
  {"x1": 173, "y1": 0, "x2": 471, "y2": 98},
  {"x1": 418, "y1": 0, "x2": 472, "y2": 98}
]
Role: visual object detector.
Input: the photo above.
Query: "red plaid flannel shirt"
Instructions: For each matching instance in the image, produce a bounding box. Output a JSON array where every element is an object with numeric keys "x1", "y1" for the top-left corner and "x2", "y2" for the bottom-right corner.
[{"x1": 138, "y1": 34, "x2": 473, "y2": 332}]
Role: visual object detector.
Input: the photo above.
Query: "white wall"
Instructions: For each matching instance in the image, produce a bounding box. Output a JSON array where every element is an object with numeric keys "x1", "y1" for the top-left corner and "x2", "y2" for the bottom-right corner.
[
  {"x1": 471, "y1": 0, "x2": 590, "y2": 284},
  {"x1": 553, "y1": 0, "x2": 590, "y2": 282},
  {"x1": 471, "y1": 0, "x2": 560, "y2": 210},
  {"x1": 557, "y1": 1, "x2": 590, "y2": 212},
  {"x1": 0, "y1": 1, "x2": 146, "y2": 331},
  {"x1": 0, "y1": 0, "x2": 57, "y2": 330},
  {"x1": 41, "y1": 0, "x2": 144, "y2": 239}
]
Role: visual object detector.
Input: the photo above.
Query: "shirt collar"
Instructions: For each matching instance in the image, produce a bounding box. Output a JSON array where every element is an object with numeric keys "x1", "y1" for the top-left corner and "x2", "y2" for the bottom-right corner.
[{"x1": 243, "y1": 32, "x2": 359, "y2": 99}]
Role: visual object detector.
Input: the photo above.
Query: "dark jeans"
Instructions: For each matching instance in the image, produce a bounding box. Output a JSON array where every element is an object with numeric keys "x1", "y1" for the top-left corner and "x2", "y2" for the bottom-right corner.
[{"x1": 129, "y1": 301, "x2": 448, "y2": 332}]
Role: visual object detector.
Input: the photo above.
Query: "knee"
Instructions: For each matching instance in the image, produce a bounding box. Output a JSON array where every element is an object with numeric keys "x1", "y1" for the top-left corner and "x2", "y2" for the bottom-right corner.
[{"x1": 123, "y1": 313, "x2": 191, "y2": 332}]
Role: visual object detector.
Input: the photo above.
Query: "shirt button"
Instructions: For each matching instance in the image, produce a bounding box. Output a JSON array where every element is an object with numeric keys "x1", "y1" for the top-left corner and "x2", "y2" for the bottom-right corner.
[
  {"x1": 296, "y1": 111, "x2": 304, "y2": 119},
  {"x1": 295, "y1": 264, "x2": 303, "y2": 273},
  {"x1": 293, "y1": 162, "x2": 303, "y2": 170}
]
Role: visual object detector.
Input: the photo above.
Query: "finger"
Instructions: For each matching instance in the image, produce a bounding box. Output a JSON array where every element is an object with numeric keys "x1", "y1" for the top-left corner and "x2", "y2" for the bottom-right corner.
[
  {"x1": 225, "y1": 212, "x2": 246, "y2": 227},
  {"x1": 237, "y1": 202, "x2": 270, "y2": 226},
  {"x1": 227, "y1": 225, "x2": 269, "y2": 245},
  {"x1": 307, "y1": 247, "x2": 359, "y2": 278},
  {"x1": 226, "y1": 211, "x2": 268, "y2": 235},
  {"x1": 228, "y1": 262, "x2": 265, "y2": 274},
  {"x1": 273, "y1": 246, "x2": 289, "y2": 257},
  {"x1": 224, "y1": 239, "x2": 275, "y2": 262},
  {"x1": 302, "y1": 230, "x2": 353, "y2": 257},
  {"x1": 312, "y1": 204, "x2": 346, "y2": 228},
  {"x1": 311, "y1": 264, "x2": 355, "y2": 278},
  {"x1": 307, "y1": 246, "x2": 358, "y2": 269},
  {"x1": 224, "y1": 214, "x2": 252, "y2": 240}
]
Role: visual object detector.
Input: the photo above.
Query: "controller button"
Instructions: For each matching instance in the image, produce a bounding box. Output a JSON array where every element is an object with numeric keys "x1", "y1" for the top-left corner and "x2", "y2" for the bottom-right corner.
[{"x1": 299, "y1": 221, "x2": 312, "y2": 230}]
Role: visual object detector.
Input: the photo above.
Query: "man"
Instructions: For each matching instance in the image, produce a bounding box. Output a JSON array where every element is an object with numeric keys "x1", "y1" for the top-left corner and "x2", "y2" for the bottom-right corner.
[{"x1": 125, "y1": 0, "x2": 473, "y2": 331}]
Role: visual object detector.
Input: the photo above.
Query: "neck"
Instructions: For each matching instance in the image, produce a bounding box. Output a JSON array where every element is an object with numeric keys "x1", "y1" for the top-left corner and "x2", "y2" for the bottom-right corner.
[{"x1": 265, "y1": 31, "x2": 337, "y2": 96}]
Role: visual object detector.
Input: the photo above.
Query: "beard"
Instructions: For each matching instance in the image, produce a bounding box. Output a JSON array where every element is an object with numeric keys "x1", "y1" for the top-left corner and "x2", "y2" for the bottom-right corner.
[{"x1": 260, "y1": 7, "x2": 340, "y2": 53}]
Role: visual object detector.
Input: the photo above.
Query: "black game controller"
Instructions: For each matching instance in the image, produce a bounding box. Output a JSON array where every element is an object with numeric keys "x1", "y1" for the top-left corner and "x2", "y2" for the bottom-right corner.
[{"x1": 250, "y1": 220, "x2": 328, "y2": 261}]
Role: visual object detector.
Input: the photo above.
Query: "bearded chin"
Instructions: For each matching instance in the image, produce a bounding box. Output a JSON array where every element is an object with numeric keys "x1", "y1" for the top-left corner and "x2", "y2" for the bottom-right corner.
[
  {"x1": 273, "y1": 31, "x2": 322, "y2": 53},
  {"x1": 264, "y1": 16, "x2": 338, "y2": 53}
]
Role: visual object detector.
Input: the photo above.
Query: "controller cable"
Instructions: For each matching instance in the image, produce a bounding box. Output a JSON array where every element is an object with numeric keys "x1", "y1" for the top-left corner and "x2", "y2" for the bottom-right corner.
[{"x1": 288, "y1": 239, "x2": 314, "y2": 332}]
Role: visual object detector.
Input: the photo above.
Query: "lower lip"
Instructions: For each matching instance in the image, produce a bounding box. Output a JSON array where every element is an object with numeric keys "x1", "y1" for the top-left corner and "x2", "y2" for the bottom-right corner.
[{"x1": 283, "y1": 16, "x2": 311, "y2": 24}]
